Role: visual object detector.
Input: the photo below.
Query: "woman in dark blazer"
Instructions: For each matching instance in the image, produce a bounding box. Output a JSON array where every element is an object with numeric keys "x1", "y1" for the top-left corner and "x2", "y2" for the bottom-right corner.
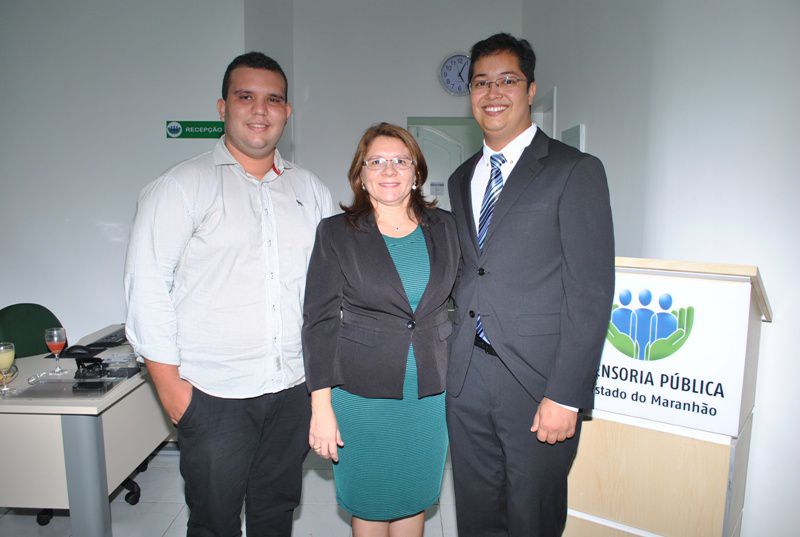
[{"x1": 303, "y1": 123, "x2": 459, "y2": 537}]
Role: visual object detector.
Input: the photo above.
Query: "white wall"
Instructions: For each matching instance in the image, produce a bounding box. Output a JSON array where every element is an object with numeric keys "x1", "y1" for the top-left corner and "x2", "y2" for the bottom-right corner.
[
  {"x1": 523, "y1": 1, "x2": 800, "y2": 534},
  {"x1": 521, "y1": 0, "x2": 655, "y2": 255},
  {"x1": 244, "y1": 0, "x2": 295, "y2": 160},
  {"x1": 0, "y1": 0, "x2": 245, "y2": 338},
  {"x1": 291, "y1": 0, "x2": 523, "y2": 207}
]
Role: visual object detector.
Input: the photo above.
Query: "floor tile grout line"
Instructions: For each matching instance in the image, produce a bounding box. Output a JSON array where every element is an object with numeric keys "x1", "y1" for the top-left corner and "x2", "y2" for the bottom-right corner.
[{"x1": 158, "y1": 504, "x2": 186, "y2": 537}]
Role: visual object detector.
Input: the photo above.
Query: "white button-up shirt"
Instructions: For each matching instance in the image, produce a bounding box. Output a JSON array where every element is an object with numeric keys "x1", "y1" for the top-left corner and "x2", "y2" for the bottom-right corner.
[
  {"x1": 124, "y1": 137, "x2": 334, "y2": 398},
  {"x1": 470, "y1": 124, "x2": 537, "y2": 225}
]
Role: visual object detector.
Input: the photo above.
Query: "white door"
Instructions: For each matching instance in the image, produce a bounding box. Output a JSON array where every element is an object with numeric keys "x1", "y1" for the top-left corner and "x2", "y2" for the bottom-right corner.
[{"x1": 409, "y1": 125, "x2": 465, "y2": 211}]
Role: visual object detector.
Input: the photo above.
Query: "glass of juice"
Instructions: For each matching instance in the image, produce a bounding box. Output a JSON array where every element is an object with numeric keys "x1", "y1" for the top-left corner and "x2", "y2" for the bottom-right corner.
[
  {"x1": 0, "y1": 342, "x2": 16, "y2": 395},
  {"x1": 44, "y1": 327, "x2": 69, "y2": 375}
]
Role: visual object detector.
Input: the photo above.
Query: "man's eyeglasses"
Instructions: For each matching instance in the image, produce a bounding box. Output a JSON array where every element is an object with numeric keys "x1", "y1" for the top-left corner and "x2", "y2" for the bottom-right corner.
[
  {"x1": 469, "y1": 75, "x2": 526, "y2": 93},
  {"x1": 363, "y1": 158, "x2": 416, "y2": 171}
]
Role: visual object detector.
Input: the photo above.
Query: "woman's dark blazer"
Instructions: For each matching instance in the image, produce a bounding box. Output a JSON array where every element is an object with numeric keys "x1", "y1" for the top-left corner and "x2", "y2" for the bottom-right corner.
[{"x1": 302, "y1": 208, "x2": 459, "y2": 399}]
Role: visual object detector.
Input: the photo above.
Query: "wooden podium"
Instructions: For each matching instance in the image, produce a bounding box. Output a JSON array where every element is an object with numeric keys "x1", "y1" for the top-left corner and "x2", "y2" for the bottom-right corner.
[{"x1": 565, "y1": 258, "x2": 771, "y2": 537}]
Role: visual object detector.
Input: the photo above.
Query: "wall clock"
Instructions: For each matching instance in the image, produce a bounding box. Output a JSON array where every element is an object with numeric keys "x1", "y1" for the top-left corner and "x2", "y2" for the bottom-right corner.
[{"x1": 439, "y1": 53, "x2": 470, "y2": 96}]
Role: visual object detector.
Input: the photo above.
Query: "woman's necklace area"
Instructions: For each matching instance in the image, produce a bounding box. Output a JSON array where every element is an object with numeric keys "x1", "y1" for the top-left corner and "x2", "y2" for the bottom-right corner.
[{"x1": 377, "y1": 214, "x2": 416, "y2": 235}]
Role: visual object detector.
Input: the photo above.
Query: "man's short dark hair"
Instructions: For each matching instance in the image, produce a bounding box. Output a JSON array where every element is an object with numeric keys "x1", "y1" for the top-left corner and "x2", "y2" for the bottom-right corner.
[
  {"x1": 221, "y1": 52, "x2": 288, "y2": 101},
  {"x1": 468, "y1": 33, "x2": 536, "y2": 89}
]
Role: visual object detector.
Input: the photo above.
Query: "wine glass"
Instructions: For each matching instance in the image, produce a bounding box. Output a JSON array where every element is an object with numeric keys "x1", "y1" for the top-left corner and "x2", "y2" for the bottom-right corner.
[
  {"x1": 0, "y1": 342, "x2": 16, "y2": 396},
  {"x1": 44, "y1": 327, "x2": 69, "y2": 375}
]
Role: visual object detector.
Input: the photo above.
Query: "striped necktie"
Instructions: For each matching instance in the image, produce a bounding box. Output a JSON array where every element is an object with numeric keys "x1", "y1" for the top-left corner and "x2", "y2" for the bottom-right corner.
[
  {"x1": 477, "y1": 153, "x2": 506, "y2": 249},
  {"x1": 475, "y1": 152, "x2": 505, "y2": 344}
]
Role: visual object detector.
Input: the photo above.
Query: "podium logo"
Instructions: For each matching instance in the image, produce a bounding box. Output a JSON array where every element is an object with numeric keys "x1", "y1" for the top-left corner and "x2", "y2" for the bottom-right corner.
[
  {"x1": 607, "y1": 289, "x2": 694, "y2": 361},
  {"x1": 167, "y1": 121, "x2": 182, "y2": 138}
]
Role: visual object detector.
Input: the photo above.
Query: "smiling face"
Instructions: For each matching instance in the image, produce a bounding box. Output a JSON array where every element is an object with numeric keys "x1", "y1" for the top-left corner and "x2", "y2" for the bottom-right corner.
[
  {"x1": 470, "y1": 50, "x2": 536, "y2": 151},
  {"x1": 216, "y1": 66, "x2": 292, "y2": 174},
  {"x1": 360, "y1": 136, "x2": 416, "y2": 211}
]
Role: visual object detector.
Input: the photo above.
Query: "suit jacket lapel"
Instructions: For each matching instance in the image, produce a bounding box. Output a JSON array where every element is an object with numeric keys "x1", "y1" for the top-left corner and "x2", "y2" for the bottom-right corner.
[
  {"x1": 416, "y1": 211, "x2": 445, "y2": 316},
  {"x1": 362, "y1": 215, "x2": 412, "y2": 314},
  {"x1": 456, "y1": 152, "x2": 482, "y2": 255},
  {"x1": 481, "y1": 130, "x2": 549, "y2": 249},
  {"x1": 365, "y1": 211, "x2": 448, "y2": 317}
]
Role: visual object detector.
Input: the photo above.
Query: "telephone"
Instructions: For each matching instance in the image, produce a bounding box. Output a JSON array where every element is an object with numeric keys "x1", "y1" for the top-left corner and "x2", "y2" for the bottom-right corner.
[{"x1": 61, "y1": 345, "x2": 95, "y2": 357}]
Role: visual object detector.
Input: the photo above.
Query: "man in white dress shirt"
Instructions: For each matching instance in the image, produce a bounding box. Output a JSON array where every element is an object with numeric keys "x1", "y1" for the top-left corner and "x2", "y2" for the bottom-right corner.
[{"x1": 124, "y1": 52, "x2": 333, "y2": 537}]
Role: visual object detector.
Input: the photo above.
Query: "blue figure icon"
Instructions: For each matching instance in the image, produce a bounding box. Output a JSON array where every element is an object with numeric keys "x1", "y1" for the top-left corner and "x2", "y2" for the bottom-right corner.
[
  {"x1": 611, "y1": 289, "x2": 634, "y2": 336},
  {"x1": 607, "y1": 288, "x2": 695, "y2": 362},
  {"x1": 632, "y1": 289, "x2": 654, "y2": 360},
  {"x1": 650, "y1": 293, "x2": 678, "y2": 341}
]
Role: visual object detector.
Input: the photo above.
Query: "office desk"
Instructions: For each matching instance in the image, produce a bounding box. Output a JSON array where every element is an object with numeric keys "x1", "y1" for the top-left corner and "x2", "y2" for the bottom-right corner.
[{"x1": 0, "y1": 325, "x2": 172, "y2": 537}]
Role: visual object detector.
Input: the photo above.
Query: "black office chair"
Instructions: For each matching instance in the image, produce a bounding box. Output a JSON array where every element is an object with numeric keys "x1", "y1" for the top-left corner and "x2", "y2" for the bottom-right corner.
[{"x1": 0, "y1": 303, "x2": 144, "y2": 525}]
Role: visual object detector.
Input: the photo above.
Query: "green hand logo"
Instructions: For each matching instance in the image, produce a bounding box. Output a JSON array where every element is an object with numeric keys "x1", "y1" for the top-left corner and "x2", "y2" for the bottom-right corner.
[
  {"x1": 606, "y1": 290, "x2": 695, "y2": 361},
  {"x1": 646, "y1": 307, "x2": 694, "y2": 361}
]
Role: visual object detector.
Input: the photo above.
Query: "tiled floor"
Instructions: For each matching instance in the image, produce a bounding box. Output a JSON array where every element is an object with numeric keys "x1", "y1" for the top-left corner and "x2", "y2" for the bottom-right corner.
[{"x1": 0, "y1": 444, "x2": 458, "y2": 536}]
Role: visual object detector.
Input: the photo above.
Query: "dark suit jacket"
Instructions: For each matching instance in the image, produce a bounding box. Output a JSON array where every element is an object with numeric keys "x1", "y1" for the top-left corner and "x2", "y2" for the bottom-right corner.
[
  {"x1": 447, "y1": 130, "x2": 614, "y2": 410},
  {"x1": 303, "y1": 208, "x2": 459, "y2": 399}
]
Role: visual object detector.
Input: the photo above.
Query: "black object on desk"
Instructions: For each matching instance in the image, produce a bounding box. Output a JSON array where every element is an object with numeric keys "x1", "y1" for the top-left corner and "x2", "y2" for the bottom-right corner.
[
  {"x1": 88, "y1": 325, "x2": 128, "y2": 348},
  {"x1": 74, "y1": 359, "x2": 106, "y2": 379},
  {"x1": 72, "y1": 380, "x2": 115, "y2": 393},
  {"x1": 49, "y1": 326, "x2": 128, "y2": 360},
  {"x1": 49, "y1": 345, "x2": 103, "y2": 360},
  {"x1": 61, "y1": 344, "x2": 98, "y2": 357},
  {"x1": 73, "y1": 358, "x2": 140, "y2": 381}
]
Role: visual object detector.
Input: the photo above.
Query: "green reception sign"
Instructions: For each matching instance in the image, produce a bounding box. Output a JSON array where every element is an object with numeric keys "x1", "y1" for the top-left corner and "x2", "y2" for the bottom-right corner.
[{"x1": 166, "y1": 121, "x2": 223, "y2": 139}]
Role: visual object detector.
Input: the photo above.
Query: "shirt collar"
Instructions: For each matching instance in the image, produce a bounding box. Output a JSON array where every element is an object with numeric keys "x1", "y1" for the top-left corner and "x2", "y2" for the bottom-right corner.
[
  {"x1": 481, "y1": 124, "x2": 538, "y2": 166},
  {"x1": 212, "y1": 136, "x2": 237, "y2": 166},
  {"x1": 272, "y1": 147, "x2": 293, "y2": 173},
  {"x1": 212, "y1": 135, "x2": 293, "y2": 181}
]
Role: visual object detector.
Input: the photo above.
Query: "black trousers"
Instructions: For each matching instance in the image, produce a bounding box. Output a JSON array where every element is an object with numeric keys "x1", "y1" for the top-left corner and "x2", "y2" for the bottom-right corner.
[
  {"x1": 176, "y1": 384, "x2": 311, "y2": 537},
  {"x1": 446, "y1": 346, "x2": 582, "y2": 537}
]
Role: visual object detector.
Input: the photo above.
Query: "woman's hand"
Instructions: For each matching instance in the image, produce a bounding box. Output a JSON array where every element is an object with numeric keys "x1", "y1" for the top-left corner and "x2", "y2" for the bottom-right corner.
[{"x1": 310, "y1": 388, "x2": 344, "y2": 462}]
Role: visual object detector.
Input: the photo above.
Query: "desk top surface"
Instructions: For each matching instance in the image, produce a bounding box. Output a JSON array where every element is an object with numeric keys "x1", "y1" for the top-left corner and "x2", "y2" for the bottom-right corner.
[{"x1": 0, "y1": 325, "x2": 150, "y2": 416}]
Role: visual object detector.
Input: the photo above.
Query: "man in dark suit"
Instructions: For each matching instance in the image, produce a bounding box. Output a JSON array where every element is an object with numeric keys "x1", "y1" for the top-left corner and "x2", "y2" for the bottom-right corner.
[{"x1": 446, "y1": 33, "x2": 615, "y2": 536}]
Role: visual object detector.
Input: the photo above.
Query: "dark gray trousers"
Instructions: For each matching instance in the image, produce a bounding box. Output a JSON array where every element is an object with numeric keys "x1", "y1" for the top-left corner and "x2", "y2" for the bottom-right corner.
[
  {"x1": 446, "y1": 346, "x2": 582, "y2": 537},
  {"x1": 177, "y1": 384, "x2": 311, "y2": 537}
]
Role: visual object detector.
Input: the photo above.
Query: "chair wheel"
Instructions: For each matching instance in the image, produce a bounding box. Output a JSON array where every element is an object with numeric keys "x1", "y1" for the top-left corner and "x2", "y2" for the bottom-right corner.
[
  {"x1": 36, "y1": 508, "x2": 53, "y2": 526},
  {"x1": 122, "y1": 477, "x2": 141, "y2": 505}
]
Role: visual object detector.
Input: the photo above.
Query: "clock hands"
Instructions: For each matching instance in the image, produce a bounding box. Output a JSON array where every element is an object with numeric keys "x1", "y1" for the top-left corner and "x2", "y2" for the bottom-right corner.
[{"x1": 441, "y1": 55, "x2": 470, "y2": 95}]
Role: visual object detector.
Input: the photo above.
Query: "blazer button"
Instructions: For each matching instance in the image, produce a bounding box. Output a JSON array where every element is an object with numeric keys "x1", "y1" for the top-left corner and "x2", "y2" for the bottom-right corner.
[
  {"x1": 478, "y1": 268, "x2": 485, "y2": 275},
  {"x1": 468, "y1": 310, "x2": 476, "y2": 318},
  {"x1": 407, "y1": 320, "x2": 416, "y2": 329}
]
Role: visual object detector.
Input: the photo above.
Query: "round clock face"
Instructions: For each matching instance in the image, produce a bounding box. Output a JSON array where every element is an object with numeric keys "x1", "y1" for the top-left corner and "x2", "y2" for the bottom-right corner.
[{"x1": 440, "y1": 54, "x2": 470, "y2": 96}]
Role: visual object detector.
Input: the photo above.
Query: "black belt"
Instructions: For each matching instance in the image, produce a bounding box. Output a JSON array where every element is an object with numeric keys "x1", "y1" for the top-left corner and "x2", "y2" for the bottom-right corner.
[{"x1": 474, "y1": 334, "x2": 498, "y2": 356}]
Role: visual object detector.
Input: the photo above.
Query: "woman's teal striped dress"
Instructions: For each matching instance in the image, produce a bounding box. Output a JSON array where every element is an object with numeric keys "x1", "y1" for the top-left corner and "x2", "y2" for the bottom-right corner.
[{"x1": 331, "y1": 226, "x2": 448, "y2": 520}]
